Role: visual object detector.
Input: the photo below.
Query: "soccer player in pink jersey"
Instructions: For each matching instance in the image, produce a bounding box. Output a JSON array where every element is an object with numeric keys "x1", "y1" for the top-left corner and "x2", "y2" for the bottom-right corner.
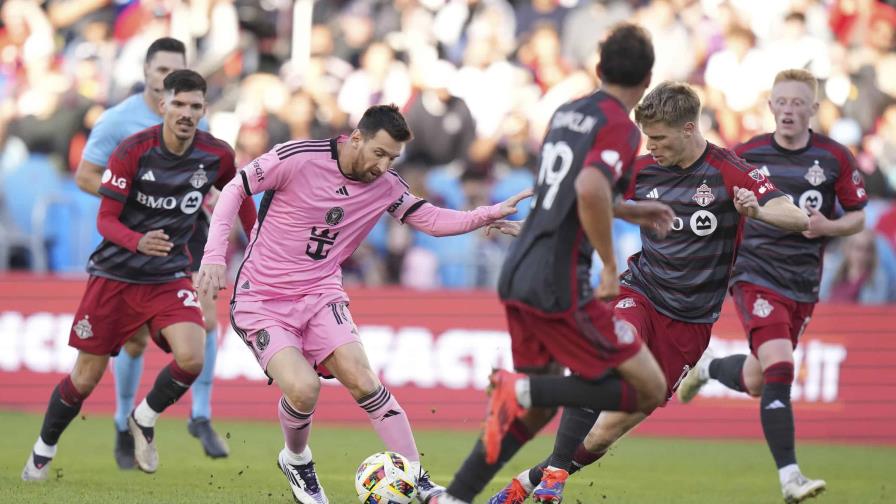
[{"x1": 195, "y1": 104, "x2": 531, "y2": 504}]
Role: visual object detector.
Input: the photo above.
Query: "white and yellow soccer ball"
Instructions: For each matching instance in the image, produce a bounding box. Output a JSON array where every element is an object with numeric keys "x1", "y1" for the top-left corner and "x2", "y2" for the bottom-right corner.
[{"x1": 355, "y1": 451, "x2": 418, "y2": 503}]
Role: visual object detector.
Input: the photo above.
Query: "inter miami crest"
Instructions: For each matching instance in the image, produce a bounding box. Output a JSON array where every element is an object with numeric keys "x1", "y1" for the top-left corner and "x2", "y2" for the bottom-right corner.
[
  {"x1": 692, "y1": 182, "x2": 715, "y2": 207},
  {"x1": 190, "y1": 164, "x2": 208, "y2": 189},
  {"x1": 325, "y1": 207, "x2": 344, "y2": 226},
  {"x1": 255, "y1": 329, "x2": 270, "y2": 352},
  {"x1": 752, "y1": 297, "x2": 773, "y2": 318},
  {"x1": 804, "y1": 160, "x2": 826, "y2": 187}
]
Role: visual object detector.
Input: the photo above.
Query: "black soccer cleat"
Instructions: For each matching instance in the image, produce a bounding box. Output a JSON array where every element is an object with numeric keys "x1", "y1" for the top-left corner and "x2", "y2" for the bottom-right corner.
[
  {"x1": 188, "y1": 417, "x2": 230, "y2": 458},
  {"x1": 114, "y1": 427, "x2": 137, "y2": 470}
]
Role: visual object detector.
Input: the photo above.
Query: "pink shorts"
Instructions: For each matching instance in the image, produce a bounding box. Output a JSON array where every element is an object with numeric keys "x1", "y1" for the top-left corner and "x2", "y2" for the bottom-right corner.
[{"x1": 230, "y1": 293, "x2": 360, "y2": 376}]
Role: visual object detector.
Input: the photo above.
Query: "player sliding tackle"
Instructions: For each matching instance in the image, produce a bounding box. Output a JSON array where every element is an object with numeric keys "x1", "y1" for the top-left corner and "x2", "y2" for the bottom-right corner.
[
  {"x1": 195, "y1": 104, "x2": 531, "y2": 504},
  {"x1": 480, "y1": 81, "x2": 808, "y2": 504}
]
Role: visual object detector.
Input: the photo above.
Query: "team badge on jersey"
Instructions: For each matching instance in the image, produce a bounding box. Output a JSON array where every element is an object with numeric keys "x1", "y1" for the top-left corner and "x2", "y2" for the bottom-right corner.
[
  {"x1": 692, "y1": 182, "x2": 715, "y2": 207},
  {"x1": 325, "y1": 207, "x2": 344, "y2": 226},
  {"x1": 190, "y1": 164, "x2": 208, "y2": 189},
  {"x1": 804, "y1": 160, "x2": 826, "y2": 186},
  {"x1": 615, "y1": 297, "x2": 636, "y2": 309},
  {"x1": 73, "y1": 316, "x2": 93, "y2": 339},
  {"x1": 613, "y1": 318, "x2": 635, "y2": 345},
  {"x1": 752, "y1": 297, "x2": 773, "y2": 318},
  {"x1": 255, "y1": 329, "x2": 270, "y2": 352},
  {"x1": 852, "y1": 170, "x2": 861, "y2": 185}
]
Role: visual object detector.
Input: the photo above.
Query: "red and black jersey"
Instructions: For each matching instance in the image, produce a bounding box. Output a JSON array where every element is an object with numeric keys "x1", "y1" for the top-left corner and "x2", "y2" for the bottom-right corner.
[
  {"x1": 89, "y1": 125, "x2": 237, "y2": 283},
  {"x1": 730, "y1": 132, "x2": 868, "y2": 302},
  {"x1": 621, "y1": 143, "x2": 784, "y2": 323},
  {"x1": 498, "y1": 90, "x2": 641, "y2": 313}
]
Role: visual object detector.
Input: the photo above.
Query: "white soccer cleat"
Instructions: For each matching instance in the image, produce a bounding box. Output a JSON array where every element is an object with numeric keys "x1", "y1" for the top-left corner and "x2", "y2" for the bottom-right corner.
[
  {"x1": 676, "y1": 347, "x2": 715, "y2": 403},
  {"x1": 21, "y1": 452, "x2": 51, "y2": 481},
  {"x1": 277, "y1": 448, "x2": 328, "y2": 504},
  {"x1": 128, "y1": 414, "x2": 159, "y2": 473},
  {"x1": 782, "y1": 473, "x2": 826, "y2": 503}
]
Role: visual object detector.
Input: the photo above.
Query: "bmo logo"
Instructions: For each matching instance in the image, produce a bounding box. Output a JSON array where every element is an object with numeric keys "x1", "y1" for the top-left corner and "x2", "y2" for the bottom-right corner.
[
  {"x1": 671, "y1": 210, "x2": 718, "y2": 236},
  {"x1": 799, "y1": 190, "x2": 823, "y2": 212},
  {"x1": 180, "y1": 190, "x2": 203, "y2": 214},
  {"x1": 136, "y1": 191, "x2": 176, "y2": 209}
]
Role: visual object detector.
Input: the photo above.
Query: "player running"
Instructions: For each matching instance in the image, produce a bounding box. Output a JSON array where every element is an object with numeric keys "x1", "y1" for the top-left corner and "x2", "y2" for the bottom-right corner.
[
  {"x1": 433, "y1": 23, "x2": 680, "y2": 504},
  {"x1": 75, "y1": 37, "x2": 235, "y2": 464},
  {"x1": 487, "y1": 81, "x2": 809, "y2": 504},
  {"x1": 22, "y1": 70, "x2": 256, "y2": 481},
  {"x1": 676, "y1": 69, "x2": 867, "y2": 503},
  {"x1": 195, "y1": 104, "x2": 531, "y2": 504}
]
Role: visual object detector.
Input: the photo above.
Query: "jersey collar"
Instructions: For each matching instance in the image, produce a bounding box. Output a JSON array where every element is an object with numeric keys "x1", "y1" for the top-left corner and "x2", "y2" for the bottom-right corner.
[{"x1": 771, "y1": 129, "x2": 814, "y2": 155}]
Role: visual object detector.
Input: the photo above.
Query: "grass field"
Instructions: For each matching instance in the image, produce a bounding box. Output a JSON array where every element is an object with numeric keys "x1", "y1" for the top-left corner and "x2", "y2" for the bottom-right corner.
[{"x1": 2, "y1": 410, "x2": 893, "y2": 503}]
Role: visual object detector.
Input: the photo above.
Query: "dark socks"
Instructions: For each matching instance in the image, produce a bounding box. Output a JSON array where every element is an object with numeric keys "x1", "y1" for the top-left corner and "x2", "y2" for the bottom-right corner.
[
  {"x1": 39, "y1": 376, "x2": 88, "y2": 446},
  {"x1": 530, "y1": 374, "x2": 638, "y2": 413},
  {"x1": 146, "y1": 361, "x2": 199, "y2": 413},
  {"x1": 446, "y1": 418, "x2": 539, "y2": 501},
  {"x1": 547, "y1": 407, "x2": 600, "y2": 470},
  {"x1": 761, "y1": 362, "x2": 796, "y2": 468},
  {"x1": 527, "y1": 442, "x2": 608, "y2": 487},
  {"x1": 708, "y1": 354, "x2": 747, "y2": 393}
]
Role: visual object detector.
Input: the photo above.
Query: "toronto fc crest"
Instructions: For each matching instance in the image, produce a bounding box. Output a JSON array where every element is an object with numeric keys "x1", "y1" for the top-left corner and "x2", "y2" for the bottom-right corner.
[
  {"x1": 692, "y1": 182, "x2": 715, "y2": 207},
  {"x1": 752, "y1": 298, "x2": 773, "y2": 318},
  {"x1": 804, "y1": 160, "x2": 826, "y2": 187},
  {"x1": 190, "y1": 164, "x2": 208, "y2": 189},
  {"x1": 73, "y1": 316, "x2": 93, "y2": 339}
]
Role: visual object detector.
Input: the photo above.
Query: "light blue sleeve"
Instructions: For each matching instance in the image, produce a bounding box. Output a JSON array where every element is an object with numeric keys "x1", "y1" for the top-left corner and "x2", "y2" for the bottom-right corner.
[{"x1": 81, "y1": 111, "x2": 126, "y2": 167}]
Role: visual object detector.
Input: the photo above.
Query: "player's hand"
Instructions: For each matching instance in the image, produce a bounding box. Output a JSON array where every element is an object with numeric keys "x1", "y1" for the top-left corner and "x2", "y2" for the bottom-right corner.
[
  {"x1": 486, "y1": 220, "x2": 523, "y2": 237},
  {"x1": 596, "y1": 265, "x2": 620, "y2": 301},
  {"x1": 802, "y1": 206, "x2": 830, "y2": 239},
  {"x1": 635, "y1": 201, "x2": 675, "y2": 239},
  {"x1": 137, "y1": 229, "x2": 173, "y2": 256},
  {"x1": 195, "y1": 263, "x2": 227, "y2": 298},
  {"x1": 733, "y1": 186, "x2": 759, "y2": 218},
  {"x1": 494, "y1": 188, "x2": 534, "y2": 218}
]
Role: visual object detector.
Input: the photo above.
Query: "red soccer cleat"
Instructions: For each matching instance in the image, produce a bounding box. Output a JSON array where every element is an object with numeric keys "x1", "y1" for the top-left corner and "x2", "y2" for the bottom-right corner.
[{"x1": 482, "y1": 369, "x2": 526, "y2": 464}]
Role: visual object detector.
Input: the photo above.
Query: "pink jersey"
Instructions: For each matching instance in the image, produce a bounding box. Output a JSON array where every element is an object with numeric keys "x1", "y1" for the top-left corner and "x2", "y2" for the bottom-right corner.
[{"x1": 203, "y1": 137, "x2": 506, "y2": 302}]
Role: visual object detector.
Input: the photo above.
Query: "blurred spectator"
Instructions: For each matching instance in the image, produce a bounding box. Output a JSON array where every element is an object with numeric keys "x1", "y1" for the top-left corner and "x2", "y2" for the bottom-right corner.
[
  {"x1": 337, "y1": 41, "x2": 411, "y2": 125},
  {"x1": 820, "y1": 229, "x2": 896, "y2": 303}
]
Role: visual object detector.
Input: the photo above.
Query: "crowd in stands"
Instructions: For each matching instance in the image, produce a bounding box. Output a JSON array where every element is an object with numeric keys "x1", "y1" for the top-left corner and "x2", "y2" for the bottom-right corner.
[{"x1": 1, "y1": 0, "x2": 895, "y2": 302}]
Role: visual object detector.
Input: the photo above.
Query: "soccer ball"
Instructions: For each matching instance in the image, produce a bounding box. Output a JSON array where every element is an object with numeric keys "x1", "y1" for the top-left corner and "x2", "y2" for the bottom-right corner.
[{"x1": 355, "y1": 451, "x2": 418, "y2": 503}]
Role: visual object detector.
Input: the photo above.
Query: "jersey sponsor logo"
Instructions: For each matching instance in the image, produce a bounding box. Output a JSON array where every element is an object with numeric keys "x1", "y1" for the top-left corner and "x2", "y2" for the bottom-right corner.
[
  {"x1": 388, "y1": 193, "x2": 405, "y2": 214},
  {"x1": 759, "y1": 182, "x2": 774, "y2": 194},
  {"x1": 747, "y1": 169, "x2": 765, "y2": 181},
  {"x1": 336, "y1": 185, "x2": 349, "y2": 196},
  {"x1": 190, "y1": 165, "x2": 208, "y2": 189},
  {"x1": 180, "y1": 190, "x2": 203, "y2": 214},
  {"x1": 752, "y1": 297, "x2": 773, "y2": 318},
  {"x1": 306, "y1": 227, "x2": 339, "y2": 261},
  {"x1": 73, "y1": 315, "x2": 93, "y2": 339},
  {"x1": 141, "y1": 170, "x2": 156, "y2": 181},
  {"x1": 804, "y1": 160, "x2": 826, "y2": 186},
  {"x1": 613, "y1": 318, "x2": 635, "y2": 345},
  {"x1": 252, "y1": 159, "x2": 264, "y2": 184},
  {"x1": 857, "y1": 188, "x2": 866, "y2": 199},
  {"x1": 798, "y1": 190, "x2": 823, "y2": 212},
  {"x1": 137, "y1": 191, "x2": 177, "y2": 209},
  {"x1": 690, "y1": 210, "x2": 718, "y2": 236},
  {"x1": 325, "y1": 207, "x2": 344, "y2": 226},
  {"x1": 255, "y1": 329, "x2": 270, "y2": 352},
  {"x1": 102, "y1": 169, "x2": 128, "y2": 190},
  {"x1": 691, "y1": 182, "x2": 715, "y2": 207},
  {"x1": 646, "y1": 188, "x2": 659, "y2": 199},
  {"x1": 615, "y1": 297, "x2": 636, "y2": 309},
  {"x1": 852, "y1": 170, "x2": 861, "y2": 185}
]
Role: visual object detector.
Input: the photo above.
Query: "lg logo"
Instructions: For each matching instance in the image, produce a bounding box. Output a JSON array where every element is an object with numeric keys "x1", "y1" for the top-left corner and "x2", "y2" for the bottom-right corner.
[
  {"x1": 101, "y1": 169, "x2": 128, "y2": 190},
  {"x1": 670, "y1": 210, "x2": 718, "y2": 236}
]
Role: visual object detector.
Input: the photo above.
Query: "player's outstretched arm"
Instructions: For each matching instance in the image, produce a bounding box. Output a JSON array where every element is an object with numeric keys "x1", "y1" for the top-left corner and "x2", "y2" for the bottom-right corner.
[
  {"x1": 613, "y1": 200, "x2": 675, "y2": 239},
  {"x1": 74, "y1": 158, "x2": 104, "y2": 196},
  {"x1": 803, "y1": 208, "x2": 865, "y2": 239},
  {"x1": 197, "y1": 177, "x2": 250, "y2": 295},
  {"x1": 733, "y1": 187, "x2": 808, "y2": 232},
  {"x1": 576, "y1": 169, "x2": 618, "y2": 300},
  {"x1": 403, "y1": 189, "x2": 532, "y2": 237}
]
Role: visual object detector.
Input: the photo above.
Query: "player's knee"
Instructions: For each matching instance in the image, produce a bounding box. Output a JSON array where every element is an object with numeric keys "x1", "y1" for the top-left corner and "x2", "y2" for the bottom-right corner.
[
  {"x1": 282, "y1": 379, "x2": 320, "y2": 412},
  {"x1": 340, "y1": 368, "x2": 381, "y2": 400},
  {"x1": 123, "y1": 336, "x2": 148, "y2": 357},
  {"x1": 637, "y1": 378, "x2": 666, "y2": 413},
  {"x1": 174, "y1": 352, "x2": 205, "y2": 375}
]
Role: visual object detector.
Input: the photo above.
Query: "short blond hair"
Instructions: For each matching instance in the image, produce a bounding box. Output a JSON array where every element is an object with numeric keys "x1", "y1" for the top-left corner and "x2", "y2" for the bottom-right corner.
[
  {"x1": 634, "y1": 81, "x2": 701, "y2": 127},
  {"x1": 773, "y1": 69, "x2": 818, "y2": 98}
]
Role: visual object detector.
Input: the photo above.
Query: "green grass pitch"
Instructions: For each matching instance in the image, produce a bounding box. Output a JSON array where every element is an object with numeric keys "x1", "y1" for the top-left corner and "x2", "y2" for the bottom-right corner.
[{"x1": 2, "y1": 410, "x2": 893, "y2": 503}]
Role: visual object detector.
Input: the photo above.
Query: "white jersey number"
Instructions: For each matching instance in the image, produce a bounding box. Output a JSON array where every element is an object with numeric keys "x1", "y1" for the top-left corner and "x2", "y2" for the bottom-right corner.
[
  {"x1": 536, "y1": 141, "x2": 574, "y2": 210},
  {"x1": 178, "y1": 289, "x2": 201, "y2": 308}
]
